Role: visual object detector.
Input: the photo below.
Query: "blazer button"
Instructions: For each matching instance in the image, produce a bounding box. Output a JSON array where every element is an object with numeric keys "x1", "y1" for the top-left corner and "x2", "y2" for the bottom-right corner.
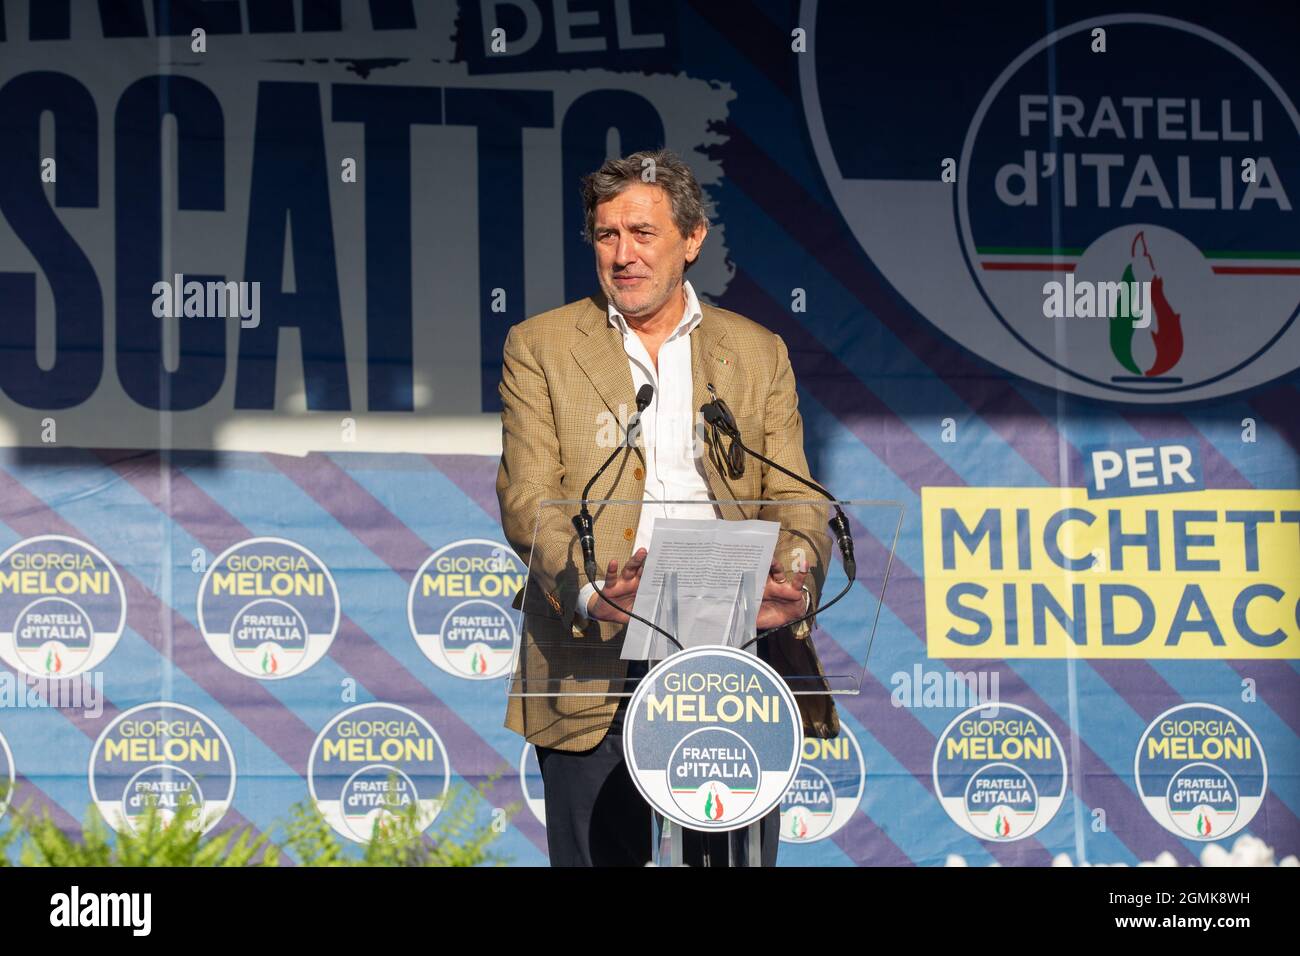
[
  {"x1": 634, "y1": 466, "x2": 645, "y2": 481},
  {"x1": 623, "y1": 527, "x2": 635, "y2": 541}
]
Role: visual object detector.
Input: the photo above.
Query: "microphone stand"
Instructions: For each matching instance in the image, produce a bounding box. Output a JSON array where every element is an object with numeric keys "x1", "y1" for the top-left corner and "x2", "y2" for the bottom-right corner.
[{"x1": 700, "y1": 398, "x2": 857, "y2": 646}]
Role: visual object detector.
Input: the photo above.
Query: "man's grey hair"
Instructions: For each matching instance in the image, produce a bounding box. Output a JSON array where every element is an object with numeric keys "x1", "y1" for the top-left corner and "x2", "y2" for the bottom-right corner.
[{"x1": 581, "y1": 148, "x2": 710, "y2": 252}]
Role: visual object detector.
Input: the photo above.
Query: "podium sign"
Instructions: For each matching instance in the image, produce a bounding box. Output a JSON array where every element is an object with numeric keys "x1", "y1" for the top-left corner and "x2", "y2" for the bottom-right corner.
[
  {"x1": 623, "y1": 646, "x2": 802, "y2": 833},
  {"x1": 504, "y1": 497, "x2": 902, "y2": 864}
]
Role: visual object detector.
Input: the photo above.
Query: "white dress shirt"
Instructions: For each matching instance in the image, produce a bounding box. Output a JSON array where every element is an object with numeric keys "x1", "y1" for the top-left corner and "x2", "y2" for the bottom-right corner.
[{"x1": 576, "y1": 279, "x2": 717, "y2": 619}]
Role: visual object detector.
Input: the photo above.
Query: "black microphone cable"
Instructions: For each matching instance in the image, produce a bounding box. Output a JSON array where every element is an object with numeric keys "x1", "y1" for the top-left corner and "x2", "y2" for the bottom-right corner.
[
  {"x1": 700, "y1": 385, "x2": 857, "y2": 646},
  {"x1": 571, "y1": 384, "x2": 682, "y2": 651}
]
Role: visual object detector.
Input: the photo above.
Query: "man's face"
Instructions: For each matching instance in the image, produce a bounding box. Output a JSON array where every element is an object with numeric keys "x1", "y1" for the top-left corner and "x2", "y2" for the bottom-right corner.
[{"x1": 592, "y1": 182, "x2": 705, "y2": 319}]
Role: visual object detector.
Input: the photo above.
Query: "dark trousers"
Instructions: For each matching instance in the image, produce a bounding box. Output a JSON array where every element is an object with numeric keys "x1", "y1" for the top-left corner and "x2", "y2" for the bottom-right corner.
[{"x1": 535, "y1": 661, "x2": 781, "y2": 867}]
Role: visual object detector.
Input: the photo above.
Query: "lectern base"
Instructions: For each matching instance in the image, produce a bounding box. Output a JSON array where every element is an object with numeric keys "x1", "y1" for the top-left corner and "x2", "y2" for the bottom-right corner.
[{"x1": 652, "y1": 814, "x2": 764, "y2": 867}]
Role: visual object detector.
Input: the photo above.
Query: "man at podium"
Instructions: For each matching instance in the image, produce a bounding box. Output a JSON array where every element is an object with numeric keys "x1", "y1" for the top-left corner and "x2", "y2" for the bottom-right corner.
[{"x1": 497, "y1": 148, "x2": 839, "y2": 866}]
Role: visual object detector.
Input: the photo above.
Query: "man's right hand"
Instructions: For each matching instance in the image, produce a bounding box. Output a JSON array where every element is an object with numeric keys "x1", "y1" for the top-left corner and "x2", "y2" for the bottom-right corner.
[{"x1": 587, "y1": 548, "x2": 647, "y2": 623}]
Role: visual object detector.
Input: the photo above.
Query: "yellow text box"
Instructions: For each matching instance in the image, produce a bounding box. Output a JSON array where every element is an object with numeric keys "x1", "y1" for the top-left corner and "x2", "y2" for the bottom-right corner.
[{"x1": 922, "y1": 487, "x2": 1300, "y2": 659}]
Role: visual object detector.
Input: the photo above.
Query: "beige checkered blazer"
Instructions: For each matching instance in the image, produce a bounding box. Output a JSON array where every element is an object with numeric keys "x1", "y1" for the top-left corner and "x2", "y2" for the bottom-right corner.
[{"x1": 497, "y1": 291, "x2": 841, "y2": 752}]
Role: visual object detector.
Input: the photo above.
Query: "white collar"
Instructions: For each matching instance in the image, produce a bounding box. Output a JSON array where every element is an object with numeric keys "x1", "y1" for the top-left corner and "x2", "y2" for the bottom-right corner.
[{"x1": 607, "y1": 279, "x2": 702, "y2": 341}]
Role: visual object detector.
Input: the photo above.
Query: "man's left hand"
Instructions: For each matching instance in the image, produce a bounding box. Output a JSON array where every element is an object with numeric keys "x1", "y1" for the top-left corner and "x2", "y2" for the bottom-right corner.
[{"x1": 757, "y1": 560, "x2": 808, "y2": 633}]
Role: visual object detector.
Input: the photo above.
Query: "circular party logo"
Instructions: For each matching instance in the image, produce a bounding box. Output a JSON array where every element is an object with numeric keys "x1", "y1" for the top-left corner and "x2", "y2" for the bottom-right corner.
[
  {"x1": 197, "y1": 537, "x2": 339, "y2": 679},
  {"x1": 781, "y1": 726, "x2": 866, "y2": 844},
  {"x1": 1134, "y1": 703, "x2": 1266, "y2": 842},
  {"x1": 669, "y1": 728, "x2": 762, "y2": 824},
  {"x1": 801, "y1": 8, "x2": 1300, "y2": 402},
  {"x1": 89, "y1": 702, "x2": 236, "y2": 834},
  {"x1": 0, "y1": 535, "x2": 126, "y2": 678},
  {"x1": 408, "y1": 540, "x2": 524, "y2": 679},
  {"x1": 623, "y1": 646, "x2": 802, "y2": 833},
  {"x1": 933, "y1": 704, "x2": 1067, "y2": 842},
  {"x1": 307, "y1": 703, "x2": 449, "y2": 844}
]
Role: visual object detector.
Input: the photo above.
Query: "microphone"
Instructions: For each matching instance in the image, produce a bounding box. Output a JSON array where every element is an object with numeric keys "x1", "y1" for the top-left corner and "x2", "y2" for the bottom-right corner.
[
  {"x1": 624, "y1": 383, "x2": 654, "y2": 449},
  {"x1": 700, "y1": 385, "x2": 857, "y2": 641},
  {"x1": 702, "y1": 384, "x2": 751, "y2": 479},
  {"x1": 702, "y1": 392, "x2": 738, "y2": 436},
  {"x1": 574, "y1": 384, "x2": 653, "y2": 577}
]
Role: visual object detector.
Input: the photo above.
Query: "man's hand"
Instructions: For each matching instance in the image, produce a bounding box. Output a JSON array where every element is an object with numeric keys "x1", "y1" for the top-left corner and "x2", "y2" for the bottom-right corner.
[
  {"x1": 587, "y1": 548, "x2": 648, "y2": 624},
  {"x1": 757, "y1": 559, "x2": 809, "y2": 633}
]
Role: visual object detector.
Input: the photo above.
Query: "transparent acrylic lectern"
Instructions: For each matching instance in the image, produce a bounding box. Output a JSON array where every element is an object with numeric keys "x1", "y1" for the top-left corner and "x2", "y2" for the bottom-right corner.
[{"x1": 506, "y1": 498, "x2": 902, "y2": 867}]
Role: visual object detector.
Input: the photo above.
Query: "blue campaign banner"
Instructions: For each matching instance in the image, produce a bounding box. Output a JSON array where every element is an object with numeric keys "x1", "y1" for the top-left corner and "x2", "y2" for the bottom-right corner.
[{"x1": 0, "y1": 0, "x2": 1296, "y2": 867}]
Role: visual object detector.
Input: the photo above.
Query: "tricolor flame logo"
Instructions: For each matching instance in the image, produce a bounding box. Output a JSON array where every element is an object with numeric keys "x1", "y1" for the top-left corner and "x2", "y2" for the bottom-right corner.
[
  {"x1": 995, "y1": 813, "x2": 1011, "y2": 838},
  {"x1": 45, "y1": 649, "x2": 62, "y2": 674},
  {"x1": 261, "y1": 649, "x2": 278, "y2": 675},
  {"x1": 1197, "y1": 811, "x2": 1212, "y2": 836},
  {"x1": 703, "y1": 785, "x2": 724, "y2": 821},
  {"x1": 1110, "y1": 230, "x2": 1184, "y2": 377},
  {"x1": 470, "y1": 649, "x2": 487, "y2": 675}
]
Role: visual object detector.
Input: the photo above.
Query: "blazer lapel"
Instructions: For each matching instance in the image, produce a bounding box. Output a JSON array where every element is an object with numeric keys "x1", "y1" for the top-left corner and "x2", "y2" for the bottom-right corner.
[
  {"x1": 692, "y1": 305, "x2": 744, "y2": 511},
  {"x1": 691, "y1": 306, "x2": 736, "y2": 424},
  {"x1": 571, "y1": 295, "x2": 638, "y2": 424}
]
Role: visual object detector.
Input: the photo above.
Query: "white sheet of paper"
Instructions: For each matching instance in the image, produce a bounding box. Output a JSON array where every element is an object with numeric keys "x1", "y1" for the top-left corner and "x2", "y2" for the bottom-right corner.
[{"x1": 621, "y1": 518, "x2": 780, "y2": 660}]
